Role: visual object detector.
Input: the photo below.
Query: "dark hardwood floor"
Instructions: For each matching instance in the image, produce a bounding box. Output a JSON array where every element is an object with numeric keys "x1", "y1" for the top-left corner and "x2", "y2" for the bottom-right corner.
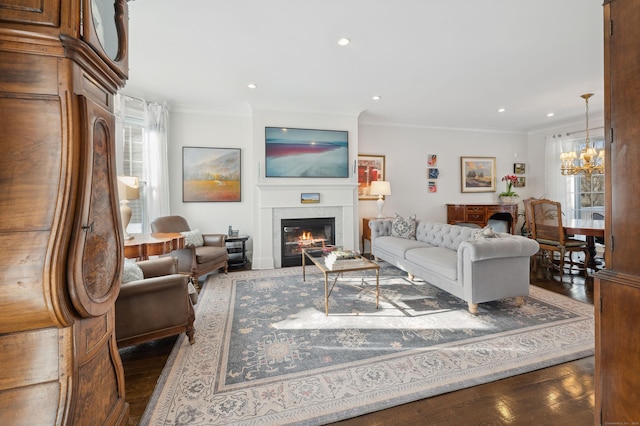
[{"x1": 120, "y1": 261, "x2": 596, "y2": 426}]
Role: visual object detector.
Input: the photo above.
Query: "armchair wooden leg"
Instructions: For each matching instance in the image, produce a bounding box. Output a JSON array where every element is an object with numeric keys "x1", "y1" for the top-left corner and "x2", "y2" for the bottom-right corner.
[
  {"x1": 468, "y1": 303, "x2": 479, "y2": 314},
  {"x1": 515, "y1": 296, "x2": 525, "y2": 307}
]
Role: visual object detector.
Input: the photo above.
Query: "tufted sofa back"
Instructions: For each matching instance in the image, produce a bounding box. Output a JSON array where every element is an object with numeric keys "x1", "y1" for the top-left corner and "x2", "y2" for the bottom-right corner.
[{"x1": 415, "y1": 221, "x2": 478, "y2": 250}]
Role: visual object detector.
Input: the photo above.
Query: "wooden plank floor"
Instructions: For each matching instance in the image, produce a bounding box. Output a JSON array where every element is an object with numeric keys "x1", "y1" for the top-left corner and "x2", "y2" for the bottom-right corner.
[{"x1": 120, "y1": 262, "x2": 596, "y2": 425}]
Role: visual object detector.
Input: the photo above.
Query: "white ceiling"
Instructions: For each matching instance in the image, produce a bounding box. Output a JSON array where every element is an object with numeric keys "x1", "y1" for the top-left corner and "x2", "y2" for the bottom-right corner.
[{"x1": 125, "y1": 0, "x2": 604, "y2": 133}]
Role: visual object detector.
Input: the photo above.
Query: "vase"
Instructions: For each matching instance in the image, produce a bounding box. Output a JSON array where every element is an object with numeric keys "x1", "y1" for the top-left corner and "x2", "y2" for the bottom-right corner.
[{"x1": 499, "y1": 195, "x2": 518, "y2": 204}]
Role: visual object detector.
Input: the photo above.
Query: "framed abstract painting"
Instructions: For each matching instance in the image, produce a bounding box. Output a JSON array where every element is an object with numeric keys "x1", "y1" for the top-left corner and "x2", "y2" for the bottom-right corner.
[{"x1": 183, "y1": 147, "x2": 241, "y2": 202}]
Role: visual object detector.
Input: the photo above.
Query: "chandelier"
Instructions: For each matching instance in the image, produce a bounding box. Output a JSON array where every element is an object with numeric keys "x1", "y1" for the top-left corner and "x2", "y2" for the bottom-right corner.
[{"x1": 560, "y1": 93, "x2": 605, "y2": 176}]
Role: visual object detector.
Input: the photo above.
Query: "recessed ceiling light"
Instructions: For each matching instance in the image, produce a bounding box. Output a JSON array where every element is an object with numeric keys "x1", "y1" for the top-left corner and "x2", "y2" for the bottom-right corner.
[
  {"x1": 337, "y1": 38, "x2": 350, "y2": 46},
  {"x1": 372, "y1": 95, "x2": 381, "y2": 101},
  {"x1": 547, "y1": 112, "x2": 555, "y2": 117},
  {"x1": 498, "y1": 107, "x2": 506, "y2": 113},
  {"x1": 247, "y1": 83, "x2": 257, "y2": 89}
]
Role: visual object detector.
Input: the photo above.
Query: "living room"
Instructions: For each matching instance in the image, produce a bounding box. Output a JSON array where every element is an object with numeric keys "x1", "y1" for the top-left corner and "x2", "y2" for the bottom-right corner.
[
  {"x1": 121, "y1": 1, "x2": 605, "y2": 270},
  {"x1": 5, "y1": 0, "x2": 628, "y2": 424}
]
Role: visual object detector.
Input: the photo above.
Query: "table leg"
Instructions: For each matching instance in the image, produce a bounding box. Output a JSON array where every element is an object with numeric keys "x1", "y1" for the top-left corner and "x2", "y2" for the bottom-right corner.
[
  {"x1": 324, "y1": 272, "x2": 329, "y2": 315},
  {"x1": 302, "y1": 251, "x2": 306, "y2": 281},
  {"x1": 376, "y1": 268, "x2": 380, "y2": 309}
]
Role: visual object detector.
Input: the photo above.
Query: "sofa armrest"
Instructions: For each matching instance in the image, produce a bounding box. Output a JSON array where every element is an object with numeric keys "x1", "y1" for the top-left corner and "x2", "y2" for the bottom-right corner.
[
  {"x1": 137, "y1": 257, "x2": 178, "y2": 278},
  {"x1": 459, "y1": 236, "x2": 539, "y2": 262},
  {"x1": 119, "y1": 274, "x2": 188, "y2": 298},
  {"x1": 368, "y1": 219, "x2": 393, "y2": 239},
  {"x1": 203, "y1": 233, "x2": 226, "y2": 247}
]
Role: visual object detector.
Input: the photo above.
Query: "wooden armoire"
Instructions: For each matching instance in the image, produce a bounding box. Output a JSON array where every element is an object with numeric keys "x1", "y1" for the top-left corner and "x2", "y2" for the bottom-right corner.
[
  {"x1": 595, "y1": 0, "x2": 640, "y2": 423},
  {"x1": 0, "y1": 1, "x2": 129, "y2": 424}
]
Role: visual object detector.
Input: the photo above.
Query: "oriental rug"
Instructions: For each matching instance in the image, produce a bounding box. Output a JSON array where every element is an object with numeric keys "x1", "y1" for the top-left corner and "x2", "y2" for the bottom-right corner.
[{"x1": 141, "y1": 263, "x2": 594, "y2": 425}]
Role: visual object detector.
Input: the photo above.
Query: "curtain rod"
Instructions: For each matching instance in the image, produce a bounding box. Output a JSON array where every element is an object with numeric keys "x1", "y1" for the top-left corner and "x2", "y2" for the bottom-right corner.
[{"x1": 122, "y1": 94, "x2": 146, "y2": 103}]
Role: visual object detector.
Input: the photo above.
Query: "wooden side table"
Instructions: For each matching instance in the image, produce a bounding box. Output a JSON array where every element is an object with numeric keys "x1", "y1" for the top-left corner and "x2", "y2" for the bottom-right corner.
[
  {"x1": 362, "y1": 217, "x2": 391, "y2": 254},
  {"x1": 124, "y1": 233, "x2": 185, "y2": 260},
  {"x1": 226, "y1": 235, "x2": 250, "y2": 270}
]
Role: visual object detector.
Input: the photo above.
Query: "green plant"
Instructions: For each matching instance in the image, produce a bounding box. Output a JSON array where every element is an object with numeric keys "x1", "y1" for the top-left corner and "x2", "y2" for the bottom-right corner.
[{"x1": 500, "y1": 175, "x2": 519, "y2": 197}]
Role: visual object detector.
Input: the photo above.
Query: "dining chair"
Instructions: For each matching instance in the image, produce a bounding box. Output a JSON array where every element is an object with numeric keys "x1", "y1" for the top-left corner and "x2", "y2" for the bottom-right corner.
[{"x1": 530, "y1": 199, "x2": 590, "y2": 278}]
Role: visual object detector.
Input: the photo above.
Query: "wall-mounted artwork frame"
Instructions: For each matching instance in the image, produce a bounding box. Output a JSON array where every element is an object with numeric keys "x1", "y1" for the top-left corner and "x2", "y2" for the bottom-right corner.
[
  {"x1": 265, "y1": 127, "x2": 349, "y2": 178},
  {"x1": 515, "y1": 177, "x2": 526, "y2": 187},
  {"x1": 183, "y1": 147, "x2": 241, "y2": 202},
  {"x1": 460, "y1": 156, "x2": 496, "y2": 193},
  {"x1": 357, "y1": 154, "x2": 385, "y2": 200},
  {"x1": 301, "y1": 193, "x2": 320, "y2": 203},
  {"x1": 514, "y1": 163, "x2": 526, "y2": 174}
]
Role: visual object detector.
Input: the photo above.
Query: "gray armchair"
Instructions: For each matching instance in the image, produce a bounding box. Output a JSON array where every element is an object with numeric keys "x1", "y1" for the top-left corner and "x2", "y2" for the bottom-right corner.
[
  {"x1": 116, "y1": 257, "x2": 195, "y2": 348},
  {"x1": 150, "y1": 215, "x2": 228, "y2": 282}
]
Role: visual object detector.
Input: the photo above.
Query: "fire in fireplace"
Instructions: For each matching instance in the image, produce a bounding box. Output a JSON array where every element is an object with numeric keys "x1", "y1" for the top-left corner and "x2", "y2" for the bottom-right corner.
[{"x1": 281, "y1": 217, "x2": 335, "y2": 267}]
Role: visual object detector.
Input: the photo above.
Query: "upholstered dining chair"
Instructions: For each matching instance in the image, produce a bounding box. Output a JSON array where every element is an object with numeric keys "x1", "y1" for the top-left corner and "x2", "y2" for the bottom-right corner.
[
  {"x1": 150, "y1": 215, "x2": 228, "y2": 283},
  {"x1": 530, "y1": 199, "x2": 590, "y2": 278}
]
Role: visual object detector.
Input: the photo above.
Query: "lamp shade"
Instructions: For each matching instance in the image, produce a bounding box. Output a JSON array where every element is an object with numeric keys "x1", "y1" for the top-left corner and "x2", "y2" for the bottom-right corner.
[
  {"x1": 370, "y1": 180, "x2": 391, "y2": 196},
  {"x1": 117, "y1": 176, "x2": 140, "y2": 200}
]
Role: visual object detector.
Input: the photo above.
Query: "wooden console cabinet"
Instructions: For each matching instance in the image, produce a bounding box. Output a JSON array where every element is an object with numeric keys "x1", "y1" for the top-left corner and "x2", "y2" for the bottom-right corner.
[
  {"x1": 0, "y1": 1, "x2": 129, "y2": 424},
  {"x1": 595, "y1": 1, "x2": 640, "y2": 422},
  {"x1": 446, "y1": 203, "x2": 518, "y2": 234}
]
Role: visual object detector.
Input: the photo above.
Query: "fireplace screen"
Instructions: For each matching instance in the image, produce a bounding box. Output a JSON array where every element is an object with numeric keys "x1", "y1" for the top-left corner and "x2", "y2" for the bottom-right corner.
[{"x1": 281, "y1": 217, "x2": 335, "y2": 267}]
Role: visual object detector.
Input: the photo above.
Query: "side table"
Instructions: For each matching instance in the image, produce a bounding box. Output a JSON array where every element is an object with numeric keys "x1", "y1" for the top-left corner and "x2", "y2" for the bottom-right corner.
[{"x1": 226, "y1": 235, "x2": 250, "y2": 270}]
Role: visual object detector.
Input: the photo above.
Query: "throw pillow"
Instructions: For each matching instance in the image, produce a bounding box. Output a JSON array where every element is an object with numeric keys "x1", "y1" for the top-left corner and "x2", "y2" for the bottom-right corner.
[
  {"x1": 181, "y1": 229, "x2": 204, "y2": 247},
  {"x1": 122, "y1": 259, "x2": 144, "y2": 283},
  {"x1": 471, "y1": 226, "x2": 499, "y2": 241},
  {"x1": 391, "y1": 214, "x2": 417, "y2": 239}
]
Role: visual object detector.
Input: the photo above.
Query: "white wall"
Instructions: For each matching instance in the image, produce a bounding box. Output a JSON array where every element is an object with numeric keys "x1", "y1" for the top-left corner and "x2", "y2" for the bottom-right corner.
[
  {"x1": 166, "y1": 108, "x2": 603, "y2": 262},
  {"x1": 357, "y1": 124, "x2": 530, "y2": 235},
  {"x1": 168, "y1": 109, "x2": 253, "y2": 235}
]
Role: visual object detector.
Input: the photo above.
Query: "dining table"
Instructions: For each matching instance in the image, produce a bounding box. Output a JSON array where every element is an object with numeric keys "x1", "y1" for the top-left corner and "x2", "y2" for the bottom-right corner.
[{"x1": 563, "y1": 218, "x2": 605, "y2": 271}]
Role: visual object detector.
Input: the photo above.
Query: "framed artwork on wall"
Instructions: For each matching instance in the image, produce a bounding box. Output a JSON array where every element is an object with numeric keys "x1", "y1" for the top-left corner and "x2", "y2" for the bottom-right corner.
[
  {"x1": 183, "y1": 147, "x2": 241, "y2": 202},
  {"x1": 460, "y1": 156, "x2": 496, "y2": 193},
  {"x1": 513, "y1": 163, "x2": 526, "y2": 174},
  {"x1": 357, "y1": 154, "x2": 385, "y2": 200},
  {"x1": 265, "y1": 127, "x2": 349, "y2": 178}
]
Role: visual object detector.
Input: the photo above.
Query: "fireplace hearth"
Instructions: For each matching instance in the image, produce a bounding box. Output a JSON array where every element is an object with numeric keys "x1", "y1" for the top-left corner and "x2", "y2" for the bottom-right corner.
[{"x1": 281, "y1": 217, "x2": 335, "y2": 267}]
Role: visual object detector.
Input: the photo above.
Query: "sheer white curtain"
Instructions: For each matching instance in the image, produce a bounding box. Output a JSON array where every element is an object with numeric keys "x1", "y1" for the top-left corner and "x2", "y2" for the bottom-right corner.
[
  {"x1": 544, "y1": 134, "x2": 576, "y2": 217},
  {"x1": 143, "y1": 102, "x2": 171, "y2": 232},
  {"x1": 114, "y1": 93, "x2": 126, "y2": 175}
]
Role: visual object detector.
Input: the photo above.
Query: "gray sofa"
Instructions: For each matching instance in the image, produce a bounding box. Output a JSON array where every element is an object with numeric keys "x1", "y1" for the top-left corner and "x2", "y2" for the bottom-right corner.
[{"x1": 369, "y1": 218, "x2": 539, "y2": 314}]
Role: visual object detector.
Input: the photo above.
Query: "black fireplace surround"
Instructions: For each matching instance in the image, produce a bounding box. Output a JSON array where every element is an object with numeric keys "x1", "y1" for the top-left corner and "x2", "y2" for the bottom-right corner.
[{"x1": 281, "y1": 217, "x2": 335, "y2": 267}]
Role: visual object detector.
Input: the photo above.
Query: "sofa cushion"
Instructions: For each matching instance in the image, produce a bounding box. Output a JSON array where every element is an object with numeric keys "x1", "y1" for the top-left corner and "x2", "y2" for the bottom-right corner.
[
  {"x1": 391, "y1": 214, "x2": 417, "y2": 239},
  {"x1": 123, "y1": 259, "x2": 144, "y2": 283},
  {"x1": 375, "y1": 235, "x2": 432, "y2": 258},
  {"x1": 181, "y1": 229, "x2": 204, "y2": 247},
  {"x1": 405, "y1": 247, "x2": 458, "y2": 281}
]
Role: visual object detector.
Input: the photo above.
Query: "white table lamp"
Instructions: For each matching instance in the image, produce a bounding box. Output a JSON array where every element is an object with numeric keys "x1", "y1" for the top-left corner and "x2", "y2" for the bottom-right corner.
[
  {"x1": 370, "y1": 180, "x2": 391, "y2": 218},
  {"x1": 117, "y1": 176, "x2": 140, "y2": 240}
]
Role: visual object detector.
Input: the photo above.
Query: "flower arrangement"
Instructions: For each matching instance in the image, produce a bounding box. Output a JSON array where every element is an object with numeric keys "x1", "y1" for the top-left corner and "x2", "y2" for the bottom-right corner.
[{"x1": 499, "y1": 175, "x2": 519, "y2": 197}]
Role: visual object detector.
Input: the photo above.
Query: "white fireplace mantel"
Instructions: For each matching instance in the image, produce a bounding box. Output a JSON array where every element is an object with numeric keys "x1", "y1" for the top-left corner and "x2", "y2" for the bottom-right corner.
[{"x1": 252, "y1": 181, "x2": 358, "y2": 269}]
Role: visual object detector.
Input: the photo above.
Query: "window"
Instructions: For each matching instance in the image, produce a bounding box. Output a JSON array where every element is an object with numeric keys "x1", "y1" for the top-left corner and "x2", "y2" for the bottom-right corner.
[
  {"x1": 121, "y1": 99, "x2": 145, "y2": 233},
  {"x1": 569, "y1": 135, "x2": 605, "y2": 220}
]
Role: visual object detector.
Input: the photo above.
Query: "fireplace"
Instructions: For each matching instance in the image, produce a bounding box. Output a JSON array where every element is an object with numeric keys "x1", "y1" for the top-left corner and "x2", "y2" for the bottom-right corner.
[{"x1": 281, "y1": 217, "x2": 335, "y2": 267}]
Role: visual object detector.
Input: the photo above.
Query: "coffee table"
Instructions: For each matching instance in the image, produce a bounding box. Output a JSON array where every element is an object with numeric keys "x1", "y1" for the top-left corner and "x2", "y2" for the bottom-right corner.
[{"x1": 301, "y1": 248, "x2": 380, "y2": 315}]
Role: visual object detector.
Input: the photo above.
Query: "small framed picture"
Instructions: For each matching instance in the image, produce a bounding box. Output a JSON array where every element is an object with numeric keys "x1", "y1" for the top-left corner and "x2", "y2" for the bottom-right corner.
[
  {"x1": 428, "y1": 154, "x2": 438, "y2": 166},
  {"x1": 515, "y1": 177, "x2": 526, "y2": 187},
  {"x1": 513, "y1": 163, "x2": 526, "y2": 174},
  {"x1": 301, "y1": 192, "x2": 320, "y2": 203},
  {"x1": 428, "y1": 180, "x2": 438, "y2": 193},
  {"x1": 428, "y1": 168, "x2": 439, "y2": 179},
  {"x1": 460, "y1": 156, "x2": 496, "y2": 193}
]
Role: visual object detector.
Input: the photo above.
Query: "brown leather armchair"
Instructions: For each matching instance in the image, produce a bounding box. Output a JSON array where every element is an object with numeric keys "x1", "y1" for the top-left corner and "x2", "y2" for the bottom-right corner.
[
  {"x1": 150, "y1": 215, "x2": 228, "y2": 282},
  {"x1": 115, "y1": 257, "x2": 195, "y2": 348}
]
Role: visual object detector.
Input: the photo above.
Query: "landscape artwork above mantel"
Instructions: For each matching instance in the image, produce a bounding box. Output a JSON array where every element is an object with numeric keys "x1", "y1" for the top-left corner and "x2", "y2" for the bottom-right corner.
[
  {"x1": 460, "y1": 156, "x2": 496, "y2": 193},
  {"x1": 265, "y1": 127, "x2": 349, "y2": 178},
  {"x1": 183, "y1": 147, "x2": 241, "y2": 202}
]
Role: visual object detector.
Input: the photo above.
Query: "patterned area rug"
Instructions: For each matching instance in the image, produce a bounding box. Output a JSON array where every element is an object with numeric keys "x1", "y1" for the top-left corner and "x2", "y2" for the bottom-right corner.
[{"x1": 142, "y1": 264, "x2": 594, "y2": 425}]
